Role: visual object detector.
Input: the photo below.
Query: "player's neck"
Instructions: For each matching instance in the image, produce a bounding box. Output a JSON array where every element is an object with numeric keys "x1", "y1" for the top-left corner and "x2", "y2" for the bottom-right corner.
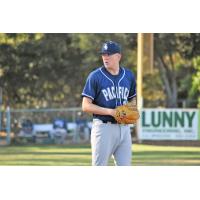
[{"x1": 105, "y1": 65, "x2": 120, "y2": 75}]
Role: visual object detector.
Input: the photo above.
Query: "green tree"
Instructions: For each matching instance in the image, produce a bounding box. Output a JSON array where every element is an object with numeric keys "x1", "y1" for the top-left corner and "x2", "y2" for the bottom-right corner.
[
  {"x1": 1, "y1": 33, "x2": 197, "y2": 109},
  {"x1": 154, "y1": 33, "x2": 199, "y2": 108},
  {"x1": 0, "y1": 33, "x2": 137, "y2": 109},
  {"x1": 190, "y1": 57, "x2": 200, "y2": 107}
]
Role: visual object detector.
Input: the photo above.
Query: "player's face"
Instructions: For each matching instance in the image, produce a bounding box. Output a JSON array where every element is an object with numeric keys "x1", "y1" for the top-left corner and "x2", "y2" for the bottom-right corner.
[{"x1": 102, "y1": 53, "x2": 121, "y2": 69}]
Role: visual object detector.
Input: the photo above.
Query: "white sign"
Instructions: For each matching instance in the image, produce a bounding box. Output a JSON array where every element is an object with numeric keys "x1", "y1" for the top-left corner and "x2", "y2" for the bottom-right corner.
[{"x1": 138, "y1": 109, "x2": 200, "y2": 140}]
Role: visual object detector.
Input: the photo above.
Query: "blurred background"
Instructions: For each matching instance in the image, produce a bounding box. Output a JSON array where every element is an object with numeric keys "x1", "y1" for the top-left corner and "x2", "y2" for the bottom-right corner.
[
  {"x1": 0, "y1": 33, "x2": 199, "y2": 165},
  {"x1": 0, "y1": 33, "x2": 199, "y2": 109}
]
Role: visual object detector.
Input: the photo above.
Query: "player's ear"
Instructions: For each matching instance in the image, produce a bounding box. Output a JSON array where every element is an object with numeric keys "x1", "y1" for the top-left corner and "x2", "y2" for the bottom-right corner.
[{"x1": 118, "y1": 53, "x2": 122, "y2": 61}]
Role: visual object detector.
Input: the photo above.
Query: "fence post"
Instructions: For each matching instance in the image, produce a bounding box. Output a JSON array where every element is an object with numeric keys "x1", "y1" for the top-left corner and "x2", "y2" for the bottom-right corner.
[
  {"x1": 0, "y1": 87, "x2": 2, "y2": 135},
  {"x1": 6, "y1": 106, "x2": 11, "y2": 145}
]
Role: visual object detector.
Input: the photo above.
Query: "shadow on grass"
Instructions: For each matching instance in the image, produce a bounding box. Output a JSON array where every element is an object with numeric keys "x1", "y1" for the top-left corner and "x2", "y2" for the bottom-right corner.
[
  {"x1": 0, "y1": 145, "x2": 91, "y2": 155},
  {"x1": 0, "y1": 150, "x2": 199, "y2": 157},
  {"x1": 1, "y1": 145, "x2": 200, "y2": 166},
  {"x1": 0, "y1": 157, "x2": 91, "y2": 166},
  {"x1": 0, "y1": 151, "x2": 91, "y2": 155},
  {"x1": 8, "y1": 144, "x2": 91, "y2": 149},
  {"x1": 132, "y1": 151, "x2": 200, "y2": 166},
  {"x1": 134, "y1": 151, "x2": 200, "y2": 157}
]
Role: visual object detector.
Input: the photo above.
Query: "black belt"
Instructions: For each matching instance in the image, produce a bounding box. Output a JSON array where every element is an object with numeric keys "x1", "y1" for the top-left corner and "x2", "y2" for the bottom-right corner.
[{"x1": 101, "y1": 120, "x2": 117, "y2": 124}]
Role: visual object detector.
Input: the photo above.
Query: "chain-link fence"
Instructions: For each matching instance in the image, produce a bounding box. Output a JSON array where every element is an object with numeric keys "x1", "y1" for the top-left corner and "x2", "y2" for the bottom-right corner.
[
  {"x1": 11, "y1": 107, "x2": 89, "y2": 124},
  {"x1": 0, "y1": 107, "x2": 137, "y2": 146},
  {"x1": 9, "y1": 107, "x2": 93, "y2": 145}
]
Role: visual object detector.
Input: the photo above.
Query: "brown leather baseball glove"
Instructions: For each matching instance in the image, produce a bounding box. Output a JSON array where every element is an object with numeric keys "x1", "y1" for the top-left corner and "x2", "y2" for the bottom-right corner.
[{"x1": 114, "y1": 102, "x2": 140, "y2": 124}]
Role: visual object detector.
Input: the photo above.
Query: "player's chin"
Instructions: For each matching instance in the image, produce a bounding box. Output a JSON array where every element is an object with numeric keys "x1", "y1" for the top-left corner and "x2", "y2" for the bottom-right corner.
[{"x1": 104, "y1": 62, "x2": 110, "y2": 68}]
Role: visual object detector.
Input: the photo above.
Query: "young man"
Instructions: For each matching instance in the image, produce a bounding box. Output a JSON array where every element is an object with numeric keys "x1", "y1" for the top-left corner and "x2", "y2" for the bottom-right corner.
[{"x1": 82, "y1": 41, "x2": 137, "y2": 166}]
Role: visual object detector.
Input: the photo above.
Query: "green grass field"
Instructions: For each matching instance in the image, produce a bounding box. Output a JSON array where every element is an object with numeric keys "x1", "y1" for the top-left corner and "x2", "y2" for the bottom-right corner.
[{"x1": 0, "y1": 144, "x2": 200, "y2": 166}]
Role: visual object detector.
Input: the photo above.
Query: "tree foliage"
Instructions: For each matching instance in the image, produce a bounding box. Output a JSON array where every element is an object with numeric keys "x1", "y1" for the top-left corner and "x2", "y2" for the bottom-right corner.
[
  {"x1": 0, "y1": 33, "x2": 137, "y2": 109},
  {"x1": 154, "y1": 33, "x2": 199, "y2": 108},
  {"x1": 0, "y1": 33, "x2": 199, "y2": 109},
  {"x1": 191, "y1": 57, "x2": 200, "y2": 107}
]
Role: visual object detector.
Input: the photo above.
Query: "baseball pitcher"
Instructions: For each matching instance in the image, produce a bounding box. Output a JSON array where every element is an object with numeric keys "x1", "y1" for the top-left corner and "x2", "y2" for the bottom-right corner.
[{"x1": 82, "y1": 41, "x2": 139, "y2": 166}]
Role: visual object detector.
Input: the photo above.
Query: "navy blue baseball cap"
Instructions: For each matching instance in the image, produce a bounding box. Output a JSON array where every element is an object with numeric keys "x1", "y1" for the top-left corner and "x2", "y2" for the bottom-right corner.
[{"x1": 100, "y1": 41, "x2": 121, "y2": 55}]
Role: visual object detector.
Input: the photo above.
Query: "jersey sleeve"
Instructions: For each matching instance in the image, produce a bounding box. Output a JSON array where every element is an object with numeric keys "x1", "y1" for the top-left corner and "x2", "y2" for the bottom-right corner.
[
  {"x1": 82, "y1": 72, "x2": 97, "y2": 101},
  {"x1": 128, "y1": 71, "x2": 136, "y2": 100}
]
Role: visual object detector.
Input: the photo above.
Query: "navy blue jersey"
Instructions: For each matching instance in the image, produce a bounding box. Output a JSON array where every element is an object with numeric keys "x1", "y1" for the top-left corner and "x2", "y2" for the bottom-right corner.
[{"x1": 82, "y1": 66, "x2": 136, "y2": 122}]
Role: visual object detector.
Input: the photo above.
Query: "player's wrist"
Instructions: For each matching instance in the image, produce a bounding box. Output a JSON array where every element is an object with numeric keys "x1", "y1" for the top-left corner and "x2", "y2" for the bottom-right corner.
[{"x1": 107, "y1": 109, "x2": 116, "y2": 117}]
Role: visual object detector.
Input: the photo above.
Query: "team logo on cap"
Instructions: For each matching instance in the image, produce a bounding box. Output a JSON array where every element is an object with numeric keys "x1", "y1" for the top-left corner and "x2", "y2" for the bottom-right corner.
[{"x1": 103, "y1": 44, "x2": 108, "y2": 50}]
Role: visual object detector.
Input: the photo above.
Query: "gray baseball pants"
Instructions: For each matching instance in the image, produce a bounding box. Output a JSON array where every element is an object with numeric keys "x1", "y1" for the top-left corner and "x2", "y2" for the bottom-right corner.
[{"x1": 91, "y1": 119, "x2": 132, "y2": 166}]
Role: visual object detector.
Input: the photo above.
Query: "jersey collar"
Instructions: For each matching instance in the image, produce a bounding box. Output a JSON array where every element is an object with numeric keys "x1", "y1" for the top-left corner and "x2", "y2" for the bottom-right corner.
[{"x1": 101, "y1": 66, "x2": 123, "y2": 79}]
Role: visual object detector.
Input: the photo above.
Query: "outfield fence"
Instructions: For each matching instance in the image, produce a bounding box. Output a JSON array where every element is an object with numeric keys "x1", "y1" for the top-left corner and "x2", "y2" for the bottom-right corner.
[
  {"x1": 0, "y1": 107, "x2": 93, "y2": 145},
  {"x1": 1, "y1": 107, "x2": 200, "y2": 146}
]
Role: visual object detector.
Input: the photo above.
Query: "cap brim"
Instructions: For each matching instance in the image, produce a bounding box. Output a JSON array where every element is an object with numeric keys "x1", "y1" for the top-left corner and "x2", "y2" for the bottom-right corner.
[{"x1": 99, "y1": 51, "x2": 117, "y2": 55}]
